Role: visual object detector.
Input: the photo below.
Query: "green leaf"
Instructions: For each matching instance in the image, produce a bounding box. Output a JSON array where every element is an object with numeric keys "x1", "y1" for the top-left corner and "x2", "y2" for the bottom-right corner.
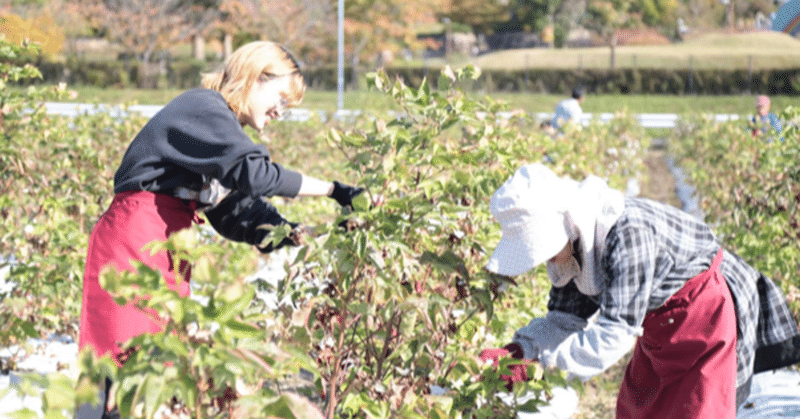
[
  {"x1": 222, "y1": 320, "x2": 262, "y2": 339},
  {"x1": 262, "y1": 394, "x2": 322, "y2": 419},
  {"x1": 7, "y1": 408, "x2": 39, "y2": 419},
  {"x1": 419, "y1": 250, "x2": 465, "y2": 273},
  {"x1": 162, "y1": 334, "x2": 189, "y2": 357},
  {"x1": 352, "y1": 192, "x2": 370, "y2": 212},
  {"x1": 340, "y1": 393, "x2": 368, "y2": 415},
  {"x1": 143, "y1": 375, "x2": 165, "y2": 419}
]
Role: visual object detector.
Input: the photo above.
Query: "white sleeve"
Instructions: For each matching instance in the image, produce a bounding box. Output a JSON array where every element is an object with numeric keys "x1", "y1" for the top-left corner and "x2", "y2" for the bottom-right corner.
[
  {"x1": 574, "y1": 104, "x2": 584, "y2": 126},
  {"x1": 565, "y1": 100, "x2": 583, "y2": 125},
  {"x1": 511, "y1": 311, "x2": 589, "y2": 360},
  {"x1": 539, "y1": 315, "x2": 641, "y2": 382}
]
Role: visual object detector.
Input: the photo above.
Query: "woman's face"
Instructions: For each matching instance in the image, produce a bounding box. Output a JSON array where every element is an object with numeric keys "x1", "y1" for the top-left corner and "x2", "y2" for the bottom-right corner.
[
  {"x1": 241, "y1": 74, "x2": 292, "y2": 132},
  {"x1": 546, "y1": 238, "x2": 582, "y2": 286},
  {"x1": 756, "y1": 103, "x2": 769, "y2": 117},
  {"x1": 549, "y1": 240, "x2": 574, "y2": 265}
]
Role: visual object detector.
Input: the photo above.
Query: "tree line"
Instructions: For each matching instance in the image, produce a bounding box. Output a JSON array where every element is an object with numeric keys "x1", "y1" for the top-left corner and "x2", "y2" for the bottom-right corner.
[{"x1": 2, "y1": 0, "x2": 782, "y2": 77}]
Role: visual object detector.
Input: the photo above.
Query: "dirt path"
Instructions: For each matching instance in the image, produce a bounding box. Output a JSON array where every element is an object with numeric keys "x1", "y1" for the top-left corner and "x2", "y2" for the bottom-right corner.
[
  {"x1": 639, "y1": 147, "x2": 682, "y2": 209},
  {"x1": 571, "y1": 145, "x2": 681, "y2": 419}
]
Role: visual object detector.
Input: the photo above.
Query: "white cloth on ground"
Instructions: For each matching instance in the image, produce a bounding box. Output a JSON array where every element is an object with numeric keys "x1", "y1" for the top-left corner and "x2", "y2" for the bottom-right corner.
[{"x1": 737, "y1": 368, "x2": 800, "y2": 418}]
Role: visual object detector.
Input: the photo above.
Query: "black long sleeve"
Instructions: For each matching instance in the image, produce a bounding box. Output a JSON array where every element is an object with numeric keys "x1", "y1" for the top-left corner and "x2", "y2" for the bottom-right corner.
[
  {"x1": 113, "y1": 88, "x2": 304, "y2": 245},
  {"x1": 203, "y1": 191, "x2": 291, "y2": 246},
  {"x1": 114, "y1": 89, "x2": 302, "y2": 198}
]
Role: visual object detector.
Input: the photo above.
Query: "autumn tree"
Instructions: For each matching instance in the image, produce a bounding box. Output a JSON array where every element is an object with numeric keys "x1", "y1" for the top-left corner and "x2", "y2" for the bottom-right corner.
[
  {"x1": 496, "y1": 0, "x2": 570, "y2": 34},
  {"x1": 444, "y1": 0, "x2": 511, "y2": 33},
  {"x1": 0, "y1": 10, "x2": 64, "y2": 56},
  {"x1": 323, "y1": 0, "x2": 441, "y2": 88},
  {"x1": 216, "y1": 0, "x2": 335, "y2": 65},
  {"x1": 0, "y1": 0, "x2": 80, "y2": 57},
  {"x1": 634, "y1": 0, "x2": 678, "y2": 28},
  {"x1": 79, "y1": 0, "x2": 221, "y2": 87},
  {"x1": 583, "y1": 0, "x2": 641, "y2": 68}
]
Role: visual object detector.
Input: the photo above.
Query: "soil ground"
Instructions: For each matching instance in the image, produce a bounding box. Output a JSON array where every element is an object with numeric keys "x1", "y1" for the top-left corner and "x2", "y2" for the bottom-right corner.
[
  {"x1": 638, "y1": 148, "x2": 682, "y2": 209},
  {"x1": 571, "y1": 146, "x2": 681, "y2": 419}
]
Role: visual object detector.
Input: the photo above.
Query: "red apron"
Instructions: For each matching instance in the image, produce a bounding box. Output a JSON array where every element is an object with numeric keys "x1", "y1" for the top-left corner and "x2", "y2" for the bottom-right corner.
[
  {"x1": 79, "y1": 191, "x2": 197, "y2": 363},
  {"x1": 616, "y1": 249, "x2": 737, "y2": 418}
]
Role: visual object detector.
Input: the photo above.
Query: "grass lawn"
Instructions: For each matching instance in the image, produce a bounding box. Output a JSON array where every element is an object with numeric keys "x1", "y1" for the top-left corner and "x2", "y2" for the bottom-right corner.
[{"x1": 465, "y1": 31, "x2": 800, "y2": 71}]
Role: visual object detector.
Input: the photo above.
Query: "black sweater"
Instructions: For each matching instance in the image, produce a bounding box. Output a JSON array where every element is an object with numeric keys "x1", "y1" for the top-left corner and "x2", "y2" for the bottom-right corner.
[{"x1": 114, "y1": 88, "x2": 303, "y2": 245}]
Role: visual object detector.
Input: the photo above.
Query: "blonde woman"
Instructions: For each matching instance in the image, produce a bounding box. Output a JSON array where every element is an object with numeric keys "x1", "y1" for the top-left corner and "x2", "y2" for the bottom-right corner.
[{"x1": 80, "y1": 41, "x2": 360, "y2": 418}]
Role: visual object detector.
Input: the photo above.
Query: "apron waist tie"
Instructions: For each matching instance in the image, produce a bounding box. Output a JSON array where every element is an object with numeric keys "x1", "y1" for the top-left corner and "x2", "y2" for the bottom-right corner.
[{"x1": 186, "y1": 200, "x2": 205, "y2": 225}]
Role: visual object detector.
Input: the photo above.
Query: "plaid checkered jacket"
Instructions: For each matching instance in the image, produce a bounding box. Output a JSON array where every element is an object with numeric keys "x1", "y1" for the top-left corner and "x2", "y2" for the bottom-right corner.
[{"x1": 548, "y1": 197, "x2": 800, "y2": 404}]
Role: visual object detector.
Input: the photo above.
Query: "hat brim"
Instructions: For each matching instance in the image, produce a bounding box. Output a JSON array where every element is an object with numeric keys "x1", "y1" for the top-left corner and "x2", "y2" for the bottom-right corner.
[{"x1": 485, "y1": 213, "x2": 569, "y2": 277}]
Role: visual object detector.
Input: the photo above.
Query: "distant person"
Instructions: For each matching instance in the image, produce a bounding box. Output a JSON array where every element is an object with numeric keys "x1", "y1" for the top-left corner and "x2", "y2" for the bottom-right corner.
[
  {"x1": 751, "y1": 95, "x2": 783, "y2": 141},
  {"x1": 551, "y1": 86, "x2": 585, "y2": 130}
]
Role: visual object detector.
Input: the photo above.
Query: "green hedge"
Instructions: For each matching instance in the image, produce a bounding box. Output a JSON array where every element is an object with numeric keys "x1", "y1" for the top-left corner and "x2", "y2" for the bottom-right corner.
[
  {"x1": 167, "y1": 59, "x2": 207, "y2": 89},
  {"x1": 35, "y1": 58, "x2": 210, "y2": 89},
  {"x1": 31, "y1": 58, "x2": 800, "y2": 95},
  {"x1": 374, "y1": 67, "x2": 800, "y2": 95},
  {"x1": 38, "y1": 59, "x2": 130, "y2": 87},
  {"x1": 302, "y1": 66, "x2": 800, "y2": 95}
]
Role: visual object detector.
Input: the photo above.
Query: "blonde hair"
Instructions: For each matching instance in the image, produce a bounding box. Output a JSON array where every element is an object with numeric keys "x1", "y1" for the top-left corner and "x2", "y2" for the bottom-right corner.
[{"x1": 201, "y1": 41, "x2": 305, "y2": 119}]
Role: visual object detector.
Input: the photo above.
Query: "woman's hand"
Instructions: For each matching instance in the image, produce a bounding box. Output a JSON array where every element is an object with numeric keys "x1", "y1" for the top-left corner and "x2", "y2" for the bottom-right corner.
[
  {"x1": 329, "y1": 181, "x2": 364, "y2": 208},
  {"x1": 479, "y1": 343, "x2": 537, "y2": 391},
  {"x1": 257, "y1": 223, "x2": 307, "y2": 253}
]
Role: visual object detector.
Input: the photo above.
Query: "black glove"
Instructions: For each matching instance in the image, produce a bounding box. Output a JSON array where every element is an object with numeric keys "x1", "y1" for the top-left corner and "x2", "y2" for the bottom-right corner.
[
  {"x1": 330, "y1": 181, "x2": 364, "y2": 208},
  {"x1": 257, "y1": 222, "x2": 305, "y2": 254}
]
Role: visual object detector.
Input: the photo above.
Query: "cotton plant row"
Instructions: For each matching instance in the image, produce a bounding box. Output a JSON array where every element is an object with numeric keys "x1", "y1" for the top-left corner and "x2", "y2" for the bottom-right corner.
[
  {"x1": 669, "y1": 108, "x2": 800, "y2": 316},
  {"x1": 1, "y1": 38, "x2": 651, "y2": 419},
  {"x1": 0, "y1": 42, "x2": 139, "y2": 351}
]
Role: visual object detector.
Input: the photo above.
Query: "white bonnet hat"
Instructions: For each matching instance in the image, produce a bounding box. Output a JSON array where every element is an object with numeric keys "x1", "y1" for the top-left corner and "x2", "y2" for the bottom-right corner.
[{"x1": 485, "y1": 164, "x2": 576, "y2": 276}]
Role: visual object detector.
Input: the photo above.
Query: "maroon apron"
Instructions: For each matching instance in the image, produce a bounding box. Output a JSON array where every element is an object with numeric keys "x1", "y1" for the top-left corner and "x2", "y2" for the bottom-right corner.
[
  {"x1": 616, "y1": 249, "x2": 737, "y2": 418},
  {"x1": 79, "y1": 191, "x2": 197, "y2": 363}
]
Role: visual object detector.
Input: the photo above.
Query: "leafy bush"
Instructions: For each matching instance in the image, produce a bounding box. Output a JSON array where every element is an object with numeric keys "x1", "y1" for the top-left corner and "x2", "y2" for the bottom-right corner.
[
  {"x1": 36, "y1": 59, "x2": 131, "y2": 88},
  {"x1": 670, "y1": 106, "x2": 800, "y2": 316},
  {"x1": 3, "y1": 37, "x2": 655, "y2": 418},
  {"x1": 94, "y1": 229, "x2": 322, "y2": 418},
  {"x1": 260, "y1": 67, "x2": 648, "y2": 418},
  {"x1": 0, "y1": 40, "x2": 143, "y2": 348},
  {"x1": 169, "y1": 59, "x2": 208, "y2": 89}
]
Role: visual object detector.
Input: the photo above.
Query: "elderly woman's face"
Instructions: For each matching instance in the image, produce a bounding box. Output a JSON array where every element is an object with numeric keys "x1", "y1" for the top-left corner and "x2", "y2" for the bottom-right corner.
[
  {"x1": 241, "y1": 74, "x2": 292, "y2": 132},
  {"x1": 549, "y1": 240, "x2": 574, "y2": 265},
  {"x1": 546, "y1": 238, "x2": 582, "y2": 286}
]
